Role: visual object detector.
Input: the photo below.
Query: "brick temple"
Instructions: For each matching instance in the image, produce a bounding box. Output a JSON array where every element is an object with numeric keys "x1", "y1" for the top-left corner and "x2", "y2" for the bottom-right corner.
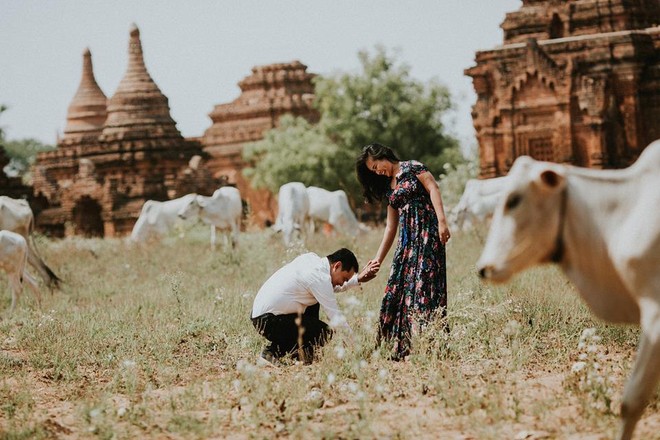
[
  {"x1": 33, "y1": 25, "x2": 212, "y2": 237},
  {"x1": 202, "y1": 61, "x2": 319, "y2": 226},
  {"x1": 466, "y1": 0, "x2": 660, "y2": 178}
]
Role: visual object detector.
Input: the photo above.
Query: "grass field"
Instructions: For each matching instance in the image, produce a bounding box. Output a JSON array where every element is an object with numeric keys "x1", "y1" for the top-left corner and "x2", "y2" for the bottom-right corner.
[{"x1": 0, "y1": 225, "x2": 658, "y2": 439}]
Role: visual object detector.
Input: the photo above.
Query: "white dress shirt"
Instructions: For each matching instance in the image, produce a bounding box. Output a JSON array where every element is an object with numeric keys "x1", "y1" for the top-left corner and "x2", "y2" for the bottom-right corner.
[{"x1": 251, "y1": 252, "x2": 359, "y2": 333}]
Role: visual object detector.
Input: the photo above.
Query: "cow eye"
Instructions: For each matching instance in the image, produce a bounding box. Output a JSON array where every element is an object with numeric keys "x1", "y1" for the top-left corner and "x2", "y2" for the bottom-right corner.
[{"x1": 505, "y1": 194, "x2": 522, "y2": 210}]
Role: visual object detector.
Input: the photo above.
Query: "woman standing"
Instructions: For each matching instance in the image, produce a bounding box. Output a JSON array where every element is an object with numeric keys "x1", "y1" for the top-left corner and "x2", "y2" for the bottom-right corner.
[{"x1": 356, "y1": 143, "x2": 451, "y2": 360}]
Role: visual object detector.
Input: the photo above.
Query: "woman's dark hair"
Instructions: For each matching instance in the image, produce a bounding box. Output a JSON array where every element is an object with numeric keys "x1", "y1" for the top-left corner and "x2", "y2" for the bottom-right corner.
[
  {"x1": 355, "y1": 143, "x2": 400, "y2": 204},
  {"x1": 327, "y1": 248, "x2": 359, "y2": 273}
]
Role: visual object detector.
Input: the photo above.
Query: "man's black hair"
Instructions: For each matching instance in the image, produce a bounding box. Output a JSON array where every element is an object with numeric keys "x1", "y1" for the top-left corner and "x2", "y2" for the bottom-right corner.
[{"x1": 327, "y1": 248, "x2": 359, "y2": 273}]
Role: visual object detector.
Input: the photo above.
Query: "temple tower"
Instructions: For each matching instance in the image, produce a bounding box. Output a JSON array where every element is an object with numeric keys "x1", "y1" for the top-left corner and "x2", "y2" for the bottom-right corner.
[
  {"x1": 33, "y1": 25, "x2": 207, "y2": 237},
  {"x1": 61, "y1": 48, "x2": 107, "y2": 146},
  {"x1": 466, "y1": 0, "x2": 660, "y2": 178},
  {"x1": 202, "y1": 61, "x2": 319, "y2": 225}
]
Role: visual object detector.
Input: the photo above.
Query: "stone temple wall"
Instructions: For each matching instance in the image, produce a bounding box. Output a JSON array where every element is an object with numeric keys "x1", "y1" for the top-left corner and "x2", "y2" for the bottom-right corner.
[
  {"x1": 32, "y1": 25, "x2": 216, "y2": 237},
  {"x1": 202, "y1": 61, "x2": 319, "y2": 227},
  {"x1": 466, "y1": 0, "x2": 660, "y2": 178}
]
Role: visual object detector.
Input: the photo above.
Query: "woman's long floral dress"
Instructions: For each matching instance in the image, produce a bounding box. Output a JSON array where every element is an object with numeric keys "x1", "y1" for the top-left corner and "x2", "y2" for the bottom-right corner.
[{"x1": 378, "y1": 160, "x2": 447, "y2": 360}]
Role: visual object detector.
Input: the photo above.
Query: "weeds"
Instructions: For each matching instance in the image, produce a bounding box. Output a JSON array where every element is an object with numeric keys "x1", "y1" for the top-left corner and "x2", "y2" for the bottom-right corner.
[{"x1": 0, "y1": 225, "x2": 647, "y2": 438}]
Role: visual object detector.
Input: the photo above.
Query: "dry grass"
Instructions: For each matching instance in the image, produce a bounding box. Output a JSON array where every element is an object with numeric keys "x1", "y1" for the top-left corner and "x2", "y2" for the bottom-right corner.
[{"x1": 0, "y1": 225, "x2": 658, "y2": 439}]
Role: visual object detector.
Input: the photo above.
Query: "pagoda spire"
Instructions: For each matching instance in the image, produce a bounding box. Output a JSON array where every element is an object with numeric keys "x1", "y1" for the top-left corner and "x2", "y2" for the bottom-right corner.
[
  {"x1": 62, "y1": 48, "x2": 107, "y2": 143},
  {"x1": 101, "y1": 24, "x2": 181, "y2": 141}
]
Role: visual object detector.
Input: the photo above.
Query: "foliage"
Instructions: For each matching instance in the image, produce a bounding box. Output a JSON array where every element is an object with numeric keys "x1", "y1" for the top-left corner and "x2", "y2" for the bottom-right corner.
[
  {"x1": 437, "y1": 156, "x2": 480, "y2": 208},
  {"x1": 0, "y1": 104, "x2": 7, "y2": 140},
  {"x1": 2, "y1": 138, "x2": 55, "y2": 177},
  {"x1": 315, "y1": 45, "x2": 462, "y2": 174},
  {"x1": 0, "y1": 105, "x2": 55, "y2": 182},
  {"x1": 243, "y1": 46, "x2": 463, "y2": 202},
  {"x1": 242, "y1": 115, "x2": 354, "y2": 193}
]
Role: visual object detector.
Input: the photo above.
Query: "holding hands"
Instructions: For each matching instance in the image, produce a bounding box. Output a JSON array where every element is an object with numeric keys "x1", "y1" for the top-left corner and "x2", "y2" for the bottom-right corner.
[{"x1": 358, "y1": 259, "x2": 381, "y2": 283}]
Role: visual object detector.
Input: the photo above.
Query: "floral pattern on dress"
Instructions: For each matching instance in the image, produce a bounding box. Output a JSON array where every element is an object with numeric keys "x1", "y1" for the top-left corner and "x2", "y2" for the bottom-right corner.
[{"x1": 378, "y1": 160, "x2": 447, "y2": 359}]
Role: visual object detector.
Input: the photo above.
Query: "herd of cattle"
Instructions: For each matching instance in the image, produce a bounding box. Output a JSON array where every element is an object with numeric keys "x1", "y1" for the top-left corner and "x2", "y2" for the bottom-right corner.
[{"x1": 1, "y1": 140, "x2": 659, "y2": 439}]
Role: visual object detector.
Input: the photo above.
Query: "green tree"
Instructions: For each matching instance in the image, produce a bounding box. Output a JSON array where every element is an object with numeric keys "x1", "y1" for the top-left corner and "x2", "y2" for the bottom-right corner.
[
  {"x1": 243, "y1": 46, "x2": 462, "y2": 201},
  {"x1": 0, "y1": 104, "x2": 7, "y2": 142},
  {"x1": 3, "y1": 137, "x2": 55, "y2": 178},
  {"x1": 243, "y1": 115, "x2": 352, "y2": 193},
  {"x1": 315, "y1": 45, "x2": 461, "y2": 172},
  {"x1": 1, "y1": 105, "x2": 55, "y2": 181}
]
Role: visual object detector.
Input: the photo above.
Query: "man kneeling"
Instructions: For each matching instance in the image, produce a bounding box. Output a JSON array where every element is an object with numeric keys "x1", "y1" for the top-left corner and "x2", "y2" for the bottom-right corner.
[{"x1": 251, "y1": 248, "x2": 379, "y2": 365}]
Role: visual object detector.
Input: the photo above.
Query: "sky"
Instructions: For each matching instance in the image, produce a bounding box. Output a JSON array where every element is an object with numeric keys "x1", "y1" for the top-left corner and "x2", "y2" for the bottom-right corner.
[{"x1": 0, "y1": 0, "x2": 521, "y2": 151}]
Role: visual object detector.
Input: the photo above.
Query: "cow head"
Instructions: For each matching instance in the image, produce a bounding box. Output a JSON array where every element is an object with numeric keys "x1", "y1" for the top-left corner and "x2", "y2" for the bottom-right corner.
[
  {"x1": 178, "y1": 195, "x2": 202, "y2": 221},
  {"x1": 477, "y1": 157, "x2": 566, "y2": 282}
]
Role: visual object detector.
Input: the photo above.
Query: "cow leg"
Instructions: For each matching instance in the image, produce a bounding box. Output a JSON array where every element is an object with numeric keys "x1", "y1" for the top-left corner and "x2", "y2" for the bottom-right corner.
[
  {"x1": 7, "y1": 274, "x2": 22, "y2": 314},
  {"x1": 617, "y1": 298, "x2": 660, "y2": 440},
  {"x1": 210, "y1": 226, "x2": 217, "y2": 250},
  {"x1": 23, "y1": 270, "x2": 42, "y2": 309},
  {"x1": 230, "y1": 222, "x2": 239, "y2": 249},
  {"x1": 221, "y1": 229, "x2": 230, "y2": 250}
]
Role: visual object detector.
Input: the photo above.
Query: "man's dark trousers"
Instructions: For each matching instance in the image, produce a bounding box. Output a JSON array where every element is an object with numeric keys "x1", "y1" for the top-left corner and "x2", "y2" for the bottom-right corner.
[{"x1": 252, "y1": 303, "x2": 334, "y2": 361}]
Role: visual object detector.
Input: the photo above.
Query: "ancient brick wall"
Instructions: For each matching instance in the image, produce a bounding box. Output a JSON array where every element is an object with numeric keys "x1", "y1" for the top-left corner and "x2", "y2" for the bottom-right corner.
[
  {"x1": 466, "y1": 0, "x2": 660, "y2": 177},
  {"x1": 202, "y1": 61, "x2": 319, "y2": 227},
  {"x1": 32, "y1": 25, "x2": 211, "y2": 237}
]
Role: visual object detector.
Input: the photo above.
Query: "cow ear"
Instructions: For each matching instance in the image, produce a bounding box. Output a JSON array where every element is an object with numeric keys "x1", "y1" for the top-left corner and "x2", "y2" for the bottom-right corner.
[
  {"x1": 196, "y1": 195, "x2": 207, "y2": 207},
  {"x1": 537, "y1": 168, "x2": 565, "y2": 192}
]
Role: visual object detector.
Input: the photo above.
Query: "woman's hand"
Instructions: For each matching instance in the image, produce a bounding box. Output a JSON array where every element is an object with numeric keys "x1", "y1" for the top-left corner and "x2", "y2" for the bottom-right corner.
[
  {"x1": 358, "y1": 259, "x2": 381, "y2": 283},
  {"x1": 438, "y1": 222, "x2": 451, "y2": 245}
]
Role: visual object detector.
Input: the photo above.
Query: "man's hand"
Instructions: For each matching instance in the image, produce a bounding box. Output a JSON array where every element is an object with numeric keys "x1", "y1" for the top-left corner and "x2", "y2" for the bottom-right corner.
[{"x1": 358, "y1": 259, "x2": 380, "y2": 283}]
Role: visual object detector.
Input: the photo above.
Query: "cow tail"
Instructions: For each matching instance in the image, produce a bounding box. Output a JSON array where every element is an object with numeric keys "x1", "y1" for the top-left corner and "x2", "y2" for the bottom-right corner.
[{"x1": 27, "y1": 215, "x2": 62, "y2": 290}]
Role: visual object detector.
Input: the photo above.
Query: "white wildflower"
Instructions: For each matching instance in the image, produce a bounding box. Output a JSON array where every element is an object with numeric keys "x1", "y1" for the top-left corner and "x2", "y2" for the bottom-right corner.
[
  {"x1": 580, "y1": 328, "x2": 597, "y2": 340},
  {"x1": 503, "y1": 319, "x2": 521, "y2": 336},
  {"x1": 572, "y1": 361, "x2": 587, "y2": 373}
]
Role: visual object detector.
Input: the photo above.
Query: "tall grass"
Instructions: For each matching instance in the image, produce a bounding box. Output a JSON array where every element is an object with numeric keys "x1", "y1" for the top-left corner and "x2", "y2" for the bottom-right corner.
[{"x1": 0, "y1": 224, "x2": 653, "y2": 439}]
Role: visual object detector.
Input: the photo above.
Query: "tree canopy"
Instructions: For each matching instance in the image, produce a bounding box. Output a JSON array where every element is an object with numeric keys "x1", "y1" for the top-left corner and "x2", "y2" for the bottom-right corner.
[
  {"x1": 1, "y1": 105, "x2": 55, "y2": 181},
  {"x1": 243, "y1": 46, "x2": 463, "y2": 202},
  {"x1": 243, "y1": 115, "x2": 352, "y2": 193}
]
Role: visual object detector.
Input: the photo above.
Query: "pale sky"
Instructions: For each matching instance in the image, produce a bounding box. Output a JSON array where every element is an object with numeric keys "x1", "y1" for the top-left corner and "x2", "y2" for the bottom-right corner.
[{"x1": 0, "y1": 0, "x2": 521, "y2": 149}]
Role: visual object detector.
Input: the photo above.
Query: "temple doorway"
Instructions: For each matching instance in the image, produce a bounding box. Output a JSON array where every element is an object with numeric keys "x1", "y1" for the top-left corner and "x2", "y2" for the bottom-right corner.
[{"x1": 72, "y1": 196, "x2": 104, "y2": 237}]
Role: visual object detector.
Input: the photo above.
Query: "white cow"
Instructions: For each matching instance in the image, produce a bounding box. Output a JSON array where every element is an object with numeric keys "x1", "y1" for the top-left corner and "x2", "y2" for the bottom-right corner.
[
  {"x1": 477, "y1": 140, "x2": 660, "y2": 440},
  {"x1": 178, "y1": 186, "x2": 242, "y2": 249},
  {"x1": 130, "y1": 194, "x2": 198, "y2": 243},
  {"x1": 0, "y1": 196, "x2": 60, "y2": 288},
  {"x1": 306, "y1": 186, "x2": 367, "y2": 237},
  {"x1": 449, "y1": 176, "x2": 509, "y2": 231},
  {"x1": 273, "y1": 182, "x2": 309, "y2": 247},
  {"x1": 0, "y1": 230, "x2": 41, "y2": 313}
]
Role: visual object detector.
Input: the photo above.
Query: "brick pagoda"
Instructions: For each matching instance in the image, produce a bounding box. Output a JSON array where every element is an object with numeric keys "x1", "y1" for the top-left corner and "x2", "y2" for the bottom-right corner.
[
  {"x1": 466, "y1": 0, "x2": 660, "y2": 178},
  {"x1": 33, "y1": 25, "x2": 210, "y2": 237},
  {"x1": 202, "y1": 61, "x2": 319, "y2": 226}
]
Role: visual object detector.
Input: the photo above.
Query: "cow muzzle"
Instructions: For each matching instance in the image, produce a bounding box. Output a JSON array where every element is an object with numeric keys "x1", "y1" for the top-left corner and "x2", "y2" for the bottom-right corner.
[{"x1": 477, "y1": 263, "x2": 510, "y2": 283}]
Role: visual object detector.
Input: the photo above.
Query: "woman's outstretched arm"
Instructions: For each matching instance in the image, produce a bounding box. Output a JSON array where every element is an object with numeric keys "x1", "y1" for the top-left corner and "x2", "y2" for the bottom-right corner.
[
  {"x1": 374, "y1": 205, "x2": 399, "y2": 264},
  {"x1": 418, "y1": 171, "x2": 451, "y2": 244}
]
